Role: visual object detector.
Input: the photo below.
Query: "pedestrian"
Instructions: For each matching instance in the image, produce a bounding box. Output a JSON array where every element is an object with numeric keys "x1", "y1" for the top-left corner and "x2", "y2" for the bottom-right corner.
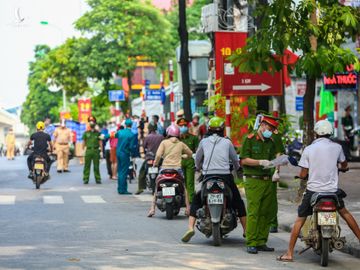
[
  {"x1": 44, "y1": 117, "x2": 56, "y2": 141},
  {"x1": 82, "y1": 116, "x2": 102, "y2": 184},
  {"x1": 240, "y1": 116, "x2": 279, "y2": 254},
  {"x1": 112, "y1": 119, "x2": 136, "y2": 194},
  {"x1": 177, "y1": 118, "x2": 199, "y2": 202},
  {"x1": 277, "y1": 120, "x2": 360, "y2": 262},
  {"x1": 152, "y1": 115, "x2": 164, "y2": 136},
  {"x1": 135, "y1": 123, "x2": 164, "y2": 195},
  {"x1": 341, "y1": 105, "x2": 355, "y2": 152},
  {"x1": 147, "y1": 124, "x2": 193, "y2": 217},
  {"x1": 53, "y1": 119, "x2": 72, "y2": 173},
  {"x1": 188, "y1": 113, "x2": 201, "y2": 137},
  {"x1": 5, "y1": 128, "x2": 16, "y2": 160},
  {"x1": 100, "y1": 124, "x2": 109, "y2": 158}
]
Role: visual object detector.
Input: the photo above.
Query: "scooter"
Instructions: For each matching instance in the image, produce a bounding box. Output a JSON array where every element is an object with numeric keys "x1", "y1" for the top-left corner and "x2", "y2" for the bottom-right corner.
[
  {"x1": 298, "y1": 169, "x2": 348, "y2": 267},
  {"x1": 196, "y1": 175, "x2": 237, "y2": 246},
  {"x1": 155, "y1": 169, "x2": 186, "y2": 220},
  {"x1": 145, "y1": 152, "x2": 158, "y2": 194}
]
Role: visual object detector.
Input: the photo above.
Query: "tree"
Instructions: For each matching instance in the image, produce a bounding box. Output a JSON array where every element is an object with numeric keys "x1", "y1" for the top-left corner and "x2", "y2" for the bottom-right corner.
[
  {"x1": 21, "y1": 45, "x2": 62, "y2": 131},
  {"x1": 230, "y1": 0, "x2": 360, "y2": 145}
]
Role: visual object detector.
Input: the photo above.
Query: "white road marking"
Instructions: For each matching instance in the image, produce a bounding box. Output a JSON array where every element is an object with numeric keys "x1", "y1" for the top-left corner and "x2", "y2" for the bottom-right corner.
[
  {"x1": 134, "y1": 194, "x2": 153, "y2": 202},
  {"x1": 81, "y1": 195, "x2": 106, "y2": 204},
  {"x1": 43, "y1": 196, "x2": 64, "y2": 204},
  {"x1": 0, "y1": 195, "x2": 16, "y2": 205}
]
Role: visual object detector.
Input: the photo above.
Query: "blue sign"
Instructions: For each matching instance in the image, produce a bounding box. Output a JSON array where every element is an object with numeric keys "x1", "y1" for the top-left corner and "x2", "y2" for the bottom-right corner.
[
  {"x1": 295, "y1": 96, "x2": 303, "y2": 111},
  {"x1": 160, "y1": 86, "x2": 166, "y2": 104},
  {"x1": 108, "y1": 90, "x2": 125, "y2": 102},
  {"x1": 146, "y1": 90, "x2": 162, "y2": 101}
]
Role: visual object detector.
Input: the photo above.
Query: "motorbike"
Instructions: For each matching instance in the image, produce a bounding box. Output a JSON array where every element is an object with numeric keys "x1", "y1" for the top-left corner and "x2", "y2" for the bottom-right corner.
[
  {"x1": 299, "y1": 169, "x2": 348, "y2": 267},
  {"x1": 155, "y1": 168, "x2": 186, "y2": 220},
  {"x1": 196, "y1": 175, "x2": 238, "y2": 246},
  {"x1": 127, "y1": 157, "x2": 137, "y2": 183},
  {"x1": 145, "y1": 152, "x2": 158, "y2": 194}
]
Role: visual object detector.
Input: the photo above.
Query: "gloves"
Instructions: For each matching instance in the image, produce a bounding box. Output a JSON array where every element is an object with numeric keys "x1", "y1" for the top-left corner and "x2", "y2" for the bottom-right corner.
[
  {"x1": 272, "y1": 169, "x2": 280, "y2": 182},
  {"x1": 259, "y1": 160, "x2": 271, "y2": 167}
]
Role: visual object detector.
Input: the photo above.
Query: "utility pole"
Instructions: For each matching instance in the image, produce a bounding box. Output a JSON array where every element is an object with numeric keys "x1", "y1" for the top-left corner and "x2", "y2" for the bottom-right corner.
[{"x1": 178, "y1": 0, "x2": 191, "y2": 121}]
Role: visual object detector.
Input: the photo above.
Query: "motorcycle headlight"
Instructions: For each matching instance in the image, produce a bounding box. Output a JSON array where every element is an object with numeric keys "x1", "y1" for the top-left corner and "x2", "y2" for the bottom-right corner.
[
  {"x1": 206, "y1": 181, "x2": 214, "y2": 189},
  {"x1": 160, "y1": 183, "x2": 167, "y2": 188},
  {"x1": 172, "y1": 183, "x2": 179, "y2": 187}
]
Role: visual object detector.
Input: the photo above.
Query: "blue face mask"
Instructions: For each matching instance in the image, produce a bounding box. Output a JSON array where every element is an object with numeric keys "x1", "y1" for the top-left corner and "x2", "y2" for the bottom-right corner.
[
  {"x1": 179, "y1": 126, "x2": 188, "y2": 134},
  {"x1": 262, "y1": 129, "x2": 272, "y2": 138}
]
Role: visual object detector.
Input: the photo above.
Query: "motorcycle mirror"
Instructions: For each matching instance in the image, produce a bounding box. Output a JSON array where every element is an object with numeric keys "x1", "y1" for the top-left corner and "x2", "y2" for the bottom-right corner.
[{"x1": 288, "y1": 156, "x2": 299, "y2": 167}]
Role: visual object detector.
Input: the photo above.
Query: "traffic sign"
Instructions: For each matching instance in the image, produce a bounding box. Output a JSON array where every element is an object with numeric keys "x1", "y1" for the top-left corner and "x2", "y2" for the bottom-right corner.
[
  {"x1": 215, "y1": 32, "x2": 283, "y2": 96},
  {"x1": 145, "y1": 90, "x2": 162, "y2": 101},
  {"x1": 108, "y1": 90, "x2": 125, "y2": 102},
  {"x1": 295, "y1": 96, "x2": 304, "y2": 111}
]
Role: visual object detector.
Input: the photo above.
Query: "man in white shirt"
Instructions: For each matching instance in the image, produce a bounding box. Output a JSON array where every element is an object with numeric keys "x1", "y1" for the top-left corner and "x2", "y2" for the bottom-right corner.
[{"x1": 277, "y1": 120, "x2": 360, "y2": 262}]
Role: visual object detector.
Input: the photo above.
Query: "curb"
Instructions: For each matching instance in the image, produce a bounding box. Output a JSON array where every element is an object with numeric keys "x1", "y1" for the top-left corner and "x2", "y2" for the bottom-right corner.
[{"x1": 278, "y1": 221, "x2": 360, "y2": 259}]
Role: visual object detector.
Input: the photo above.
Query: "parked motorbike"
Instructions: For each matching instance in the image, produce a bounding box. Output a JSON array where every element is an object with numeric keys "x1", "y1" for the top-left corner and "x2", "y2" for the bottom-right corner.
[
  {"x1": 196, "y1": 175, "x2": 238, "y2": 246},
  {"x1": 127, "y1": 158, "x2": 137, "y2": 183},
  {"x1": 155, "y1": 169, "x2": 185, "y2": 220},
  {"x1": 299, "y1": 169, "x2": 348, "y2": 267},
  {"x1": 145, "y1": 152, "x2": 158, "y2": 194}
]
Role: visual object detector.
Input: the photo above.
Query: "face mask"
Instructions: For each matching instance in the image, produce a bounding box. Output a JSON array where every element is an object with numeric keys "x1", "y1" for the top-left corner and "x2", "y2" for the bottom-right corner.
[
  {"x1": 262, "y1": 129, "x2": 272, "y2": 138},
  {"x1": 179, "y1": 126, "x2": 188, "y2": 134},
  {"x1": 89, "y1": 122, "x2": 96, "y2": 128}
]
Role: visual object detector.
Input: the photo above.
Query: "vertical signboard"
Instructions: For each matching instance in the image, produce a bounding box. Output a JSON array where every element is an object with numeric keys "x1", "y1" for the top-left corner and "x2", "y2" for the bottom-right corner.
[{"x1": 78, "y1": 98, "x2": 92, "y2": 123}]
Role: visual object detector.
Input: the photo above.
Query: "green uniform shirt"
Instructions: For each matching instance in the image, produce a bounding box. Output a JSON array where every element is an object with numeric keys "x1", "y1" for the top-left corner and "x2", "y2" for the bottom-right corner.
[
  {"x1": 82, "y1": 130, "x2": 101, "y2": 149},
  {"x1": 240, "y1": 133, "x2": 276, "y2": 176},
  {"x1": 180, "y1": 133, "x2": 199, "y2": 153}
]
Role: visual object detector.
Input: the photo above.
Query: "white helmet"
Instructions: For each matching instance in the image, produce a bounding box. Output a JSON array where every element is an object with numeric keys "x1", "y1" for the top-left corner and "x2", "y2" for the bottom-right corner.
[{"x1": 314, "y1": 120, "x2": 333, "y2": 136}]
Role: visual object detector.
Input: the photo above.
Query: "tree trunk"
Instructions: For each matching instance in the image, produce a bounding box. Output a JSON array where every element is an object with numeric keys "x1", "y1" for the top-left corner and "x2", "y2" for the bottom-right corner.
[
  {"x1": 178, "y1": 0, "x2": 191, "y2": 121},
  {"x1": 303, "y1": 76, "x2": 316, "y2": 145}
]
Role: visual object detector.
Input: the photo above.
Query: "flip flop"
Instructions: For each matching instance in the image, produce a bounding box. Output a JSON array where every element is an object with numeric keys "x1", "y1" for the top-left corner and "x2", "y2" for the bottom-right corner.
[
  {"x1": 276, "y1": 255, "x2": 294, "y2": 262},
  {"x1": 181, "y1": 229, "x2": 195, "y2": 243}
]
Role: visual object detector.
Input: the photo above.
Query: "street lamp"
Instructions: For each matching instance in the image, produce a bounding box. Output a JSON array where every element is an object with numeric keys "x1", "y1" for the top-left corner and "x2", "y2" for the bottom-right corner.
[{"x1": 47, "y1": 79, "x2": 67, "y2": 112}]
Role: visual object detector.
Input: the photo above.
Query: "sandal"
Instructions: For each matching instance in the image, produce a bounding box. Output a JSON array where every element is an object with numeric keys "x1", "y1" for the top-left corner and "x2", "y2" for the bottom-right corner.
[
  {"x1": 276, "y1": 255, "x2": 294, "y2": 262},
  {"x1": 147, "y1": 209, "x2": 155, "y2": 218},
  {"x1": 181, "y1": 229, "x2": 195, "y2": 243}
]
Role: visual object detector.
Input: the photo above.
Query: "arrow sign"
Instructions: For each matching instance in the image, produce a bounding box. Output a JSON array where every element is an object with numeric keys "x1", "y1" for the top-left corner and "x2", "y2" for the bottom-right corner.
[{"x1": 233, "y1": 84, "x2": 271, "y2": 92}]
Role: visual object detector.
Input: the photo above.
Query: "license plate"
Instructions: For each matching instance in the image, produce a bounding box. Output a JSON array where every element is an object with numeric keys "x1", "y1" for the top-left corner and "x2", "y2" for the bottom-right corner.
[
  {"x1": 318, "y1": 212, "x2": 337, "y2": 225},
  {"x1": 207, "y1": 193, "x2": 224, "y2": 205},
  {"x1": 34, "y1": 163, "x2": 44, "y2": 170},
  {"x1": 148, "y1": 167, "x2": 158, "y2": 174},
  {"x1": 162, "y1": 187, "x2": 175, "y2": 196}
]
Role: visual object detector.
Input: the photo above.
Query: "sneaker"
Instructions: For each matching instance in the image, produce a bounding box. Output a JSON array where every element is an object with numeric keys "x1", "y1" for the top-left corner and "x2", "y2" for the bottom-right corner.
[
  {"x1": 57, "y1": 170, "x2": 62, "y2": 173},
  {"x1": 63, "y1": 169, "x2": 70, "y2": 173},
  {"x1": 247, "y1": 246, "x2": 258, "y2": 254},
  {"x1": 135, "y1": 190, "x2": 144, "y2": 195},
  {"x1": 181, "y1": 229, "x2": 195, "y2": 243},
  {"x1": 28, "y1": 172, "x2": 34, "y2": 179},
  {"x1": 257, "y1": 245, "x2": 275, "y2": 252}
]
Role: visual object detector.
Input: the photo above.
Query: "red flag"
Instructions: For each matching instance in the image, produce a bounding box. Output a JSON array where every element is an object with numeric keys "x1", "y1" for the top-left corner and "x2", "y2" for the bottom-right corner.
[{"x1": 283, "y1": 49, "x2": 299, "y2": 86}]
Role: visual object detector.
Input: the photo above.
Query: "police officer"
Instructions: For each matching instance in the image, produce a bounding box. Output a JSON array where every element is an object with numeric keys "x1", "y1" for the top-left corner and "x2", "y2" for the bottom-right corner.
[
  {"x1": 114, "y1": 118, "x2": 136, "y2": 194},
  {"x1": 53, "y1": 119, "x2": 72, "y2": 173},
  {"x1": 82, "y1": 116, "x2": 102, "y2": 184},
  {"x1": 240, "y1": 116, "x2": 279, "y2": 254},
  {"x1": 177, "y1": 118, "x2": 199, "y2": 202}
]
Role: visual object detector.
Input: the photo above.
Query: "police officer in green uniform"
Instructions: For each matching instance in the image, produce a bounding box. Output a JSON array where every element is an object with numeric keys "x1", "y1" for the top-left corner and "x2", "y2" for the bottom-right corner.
[
  {"x1": 269, "y1": 130, "x2": 286, "y2": 233},
  {"x1": 177, "y1": 118, "x2": 199, "y2": 202},
  {"x1": 82, "y1": 116, "x2": 102, "y2": 184},
  {"x1": 240, "y1": 116, "x2": 279, "y2": 254}
]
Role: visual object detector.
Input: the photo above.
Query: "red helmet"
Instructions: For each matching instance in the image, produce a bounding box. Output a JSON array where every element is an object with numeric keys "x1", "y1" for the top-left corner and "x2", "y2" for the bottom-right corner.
[{"x1": 166, "y1": 124, "x2": 180, "y2": 137}]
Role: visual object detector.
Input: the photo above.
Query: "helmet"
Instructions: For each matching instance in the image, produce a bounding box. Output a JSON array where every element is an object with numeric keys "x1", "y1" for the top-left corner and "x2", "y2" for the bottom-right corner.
[
  {"x1": 125, "y1": 118, "x2": 133, "y2": 127},
  {"x1": 208, "y1": 117, "x2": 225, "y2": 130},
  {"x1": 176, "y1": 117, "x2": 188, "y2": 126},
  {"x1": 192, "y1": 113, "x2": 200, "y2": 119},
  {"x1": 36, "y1": 121, "x2": 45, "y2": 130},
  {"x1": 166, "y1": 124, "x2": 180, "y2": 137},
  {"x1": 314, "y1": 120, "x2": 333, "y2": 136}
]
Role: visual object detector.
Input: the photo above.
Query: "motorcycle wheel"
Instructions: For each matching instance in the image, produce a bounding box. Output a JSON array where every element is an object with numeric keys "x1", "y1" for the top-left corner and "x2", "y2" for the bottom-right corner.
[
  {"x1": 212, "y1": 222, "x2": 222, "y2": 246},
  {"x1": 165, "y1": 203, "x2": 174, "y2": 220},
  {"x1": 35, "y1": 175, "x2": 41, "y2": 189},
  {"x1": 320, "y1": 238, "x2": 329, "y2": 267}
]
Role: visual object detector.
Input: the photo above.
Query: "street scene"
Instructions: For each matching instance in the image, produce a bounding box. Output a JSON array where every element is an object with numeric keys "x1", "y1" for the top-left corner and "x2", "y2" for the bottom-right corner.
[{"x1": 1, "y1": 0, "x2": 360, "y2": 269}]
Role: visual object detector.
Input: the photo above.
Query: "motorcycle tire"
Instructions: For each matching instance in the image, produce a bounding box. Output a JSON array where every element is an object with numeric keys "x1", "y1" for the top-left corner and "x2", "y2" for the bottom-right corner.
[
  {"x1": 212, "y1": 222, "x2": 222, "y2": 246},
  {"x1": 320, "y1": 238, "x2": 329, "y2": 267},
  {"x1": 165, "y1": 203, "x2": 174, "y2": 220},
  {"x1": 35, "y1": 175, "x2": 41, "y2": 190}
]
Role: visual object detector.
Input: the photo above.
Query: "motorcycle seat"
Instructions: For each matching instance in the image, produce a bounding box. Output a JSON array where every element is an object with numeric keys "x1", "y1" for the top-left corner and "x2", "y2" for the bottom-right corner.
[
  {"x1": 310, "y1": 192, "x2": 340, "y2": 207},
  {"x1": 160, "y1": 169, "x2": 179, "y2": 175}
]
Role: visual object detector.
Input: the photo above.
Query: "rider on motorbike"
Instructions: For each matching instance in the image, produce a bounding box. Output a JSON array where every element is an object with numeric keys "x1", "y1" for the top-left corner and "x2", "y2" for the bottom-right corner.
[
  {"x1": 181, "y1": 117, "x2": 247, "y2": 243},
  {"x1": 147, "y1": 124, "x2": 193, "y2": 217},
  {"x1": 277, "y1": 120, "x2": 360, "y2": 262},
  {"x1": 26, "y1": 121, "x2": 53, "y2": 179}
]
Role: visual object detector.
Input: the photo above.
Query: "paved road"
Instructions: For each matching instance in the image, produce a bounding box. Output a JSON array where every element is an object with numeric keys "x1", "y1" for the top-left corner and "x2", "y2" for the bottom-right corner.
[{"x1": 0, "y1": 156, "x2": 359, "y2": 270}]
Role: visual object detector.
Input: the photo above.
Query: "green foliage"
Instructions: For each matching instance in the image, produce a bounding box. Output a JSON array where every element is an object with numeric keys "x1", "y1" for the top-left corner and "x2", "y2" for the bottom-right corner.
[
  {"x1": 21, "y1": 45, "x2": 62, "y2": 131},
  {"x1": 230, "y1": 0, "x2": 360, "y2": 78}
]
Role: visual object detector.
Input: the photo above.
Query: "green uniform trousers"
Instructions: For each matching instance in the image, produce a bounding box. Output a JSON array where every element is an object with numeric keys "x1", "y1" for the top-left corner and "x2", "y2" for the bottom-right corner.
[
  {"x1": 269, "y1": 182, "x2": 278, "y2": 228},
  {"x1": 83, "y1": 149, "x2": 101, "y2": 183},
  {"x1": 182, "y1": 158, "x2": 195, "y2": 203},
  {"x1": 245, "y1": 177, "x2": 277, "y2": 247}
]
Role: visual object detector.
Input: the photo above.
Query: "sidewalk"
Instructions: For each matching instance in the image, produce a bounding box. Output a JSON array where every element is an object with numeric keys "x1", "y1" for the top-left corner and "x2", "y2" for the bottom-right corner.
[{"x1": 276, "y1": 163, "x2": 360, "y2": 258}]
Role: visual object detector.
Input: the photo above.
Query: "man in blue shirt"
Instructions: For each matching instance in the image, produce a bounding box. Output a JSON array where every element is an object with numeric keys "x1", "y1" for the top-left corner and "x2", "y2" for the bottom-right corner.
[
  {"x1": 44, "y1": 117, "x2": 55, "y2": 141},
  {"x1": 152, "y1": 115, "x2": 164, "y2": 136}
]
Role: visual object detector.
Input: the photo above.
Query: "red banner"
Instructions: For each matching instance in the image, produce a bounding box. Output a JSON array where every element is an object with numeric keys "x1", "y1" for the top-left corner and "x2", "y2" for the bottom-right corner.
[{"x1": 78, "y1": 98, "x2": 91, "y2": 123}]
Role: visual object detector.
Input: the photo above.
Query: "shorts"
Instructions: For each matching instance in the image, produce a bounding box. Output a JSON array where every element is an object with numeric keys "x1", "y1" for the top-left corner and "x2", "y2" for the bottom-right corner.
[
  {"x1": 298, "y1": 189, "x2": 346, "y2": 218},
  {"x1": 110, "y1": 148, "x2": 117, "y2": 163}
]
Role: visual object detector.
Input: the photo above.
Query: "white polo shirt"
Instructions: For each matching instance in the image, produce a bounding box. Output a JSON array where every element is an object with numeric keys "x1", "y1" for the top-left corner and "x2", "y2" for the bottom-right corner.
[{"x1": 299, "y1": 138, "x2": 346, "y2": 193}]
